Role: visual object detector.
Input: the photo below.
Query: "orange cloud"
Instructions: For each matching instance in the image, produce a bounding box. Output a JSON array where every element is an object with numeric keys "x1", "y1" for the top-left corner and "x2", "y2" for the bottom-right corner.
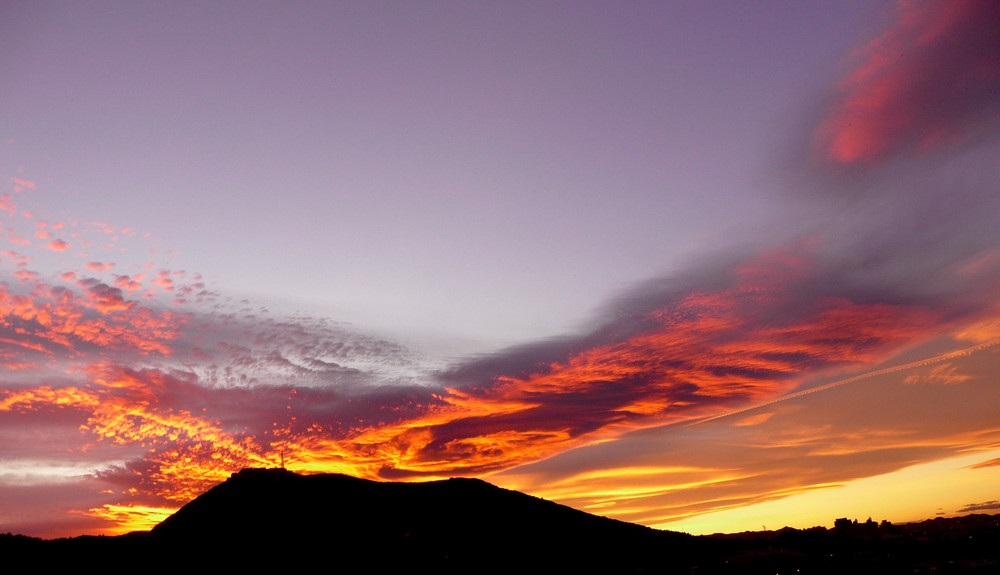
[
  {"x1": 1, "y1": 364, "x2": 276, "y2": 507},
  {"x1": 732, "y1": 412, "x2": 775, "y2": 427},
  {"x1": 0, "y1": 385, "x2": 100, "y2": 412},
  {"x1": 224, "y1": 247, "x2": 945, "y2": 483},
  {"x1": 493, "y1": 341, "x2": 1000, "y2": 532},
  {"x1": 366, "y1": 290, "x2": 937, "y2": 477},
  {"x1": 80, "y1": 370, "x2": 272, "y2": 500},
  {"x1": 4, "y1": 244, "x2": 938, "y2": 510},
  {"x1": 0, "y1": 277, "x2": 186, "y2": 357},
  {"x1": 81, "y1": 504, "x2": 178, "y2": 535},
  {"x1": 0, "y1": 238, "x2": 961, "y2": 510}
]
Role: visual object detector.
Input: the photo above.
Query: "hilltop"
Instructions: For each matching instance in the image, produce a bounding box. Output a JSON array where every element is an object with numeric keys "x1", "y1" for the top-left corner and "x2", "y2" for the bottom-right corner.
[{"x1": 2, "y1": 468, "x2": 998, "y2": 573}]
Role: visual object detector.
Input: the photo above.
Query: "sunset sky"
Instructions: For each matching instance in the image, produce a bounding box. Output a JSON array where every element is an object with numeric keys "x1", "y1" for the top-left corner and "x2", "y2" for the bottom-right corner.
[{"x1": 2, "y1": 0, "x2": 1000, "y2": 538}]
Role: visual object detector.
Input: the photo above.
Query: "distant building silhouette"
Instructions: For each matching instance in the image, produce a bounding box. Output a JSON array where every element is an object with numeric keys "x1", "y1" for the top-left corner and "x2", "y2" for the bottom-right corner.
[{"x1": 834, "y1": 517, "x2": 883, "y2": 538}]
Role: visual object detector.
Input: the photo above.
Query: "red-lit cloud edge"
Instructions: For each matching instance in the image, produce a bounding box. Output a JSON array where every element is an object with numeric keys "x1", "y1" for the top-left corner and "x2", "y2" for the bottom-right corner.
[{"x1": 815, "y1": 0, "x2": 1000, "y2": 166}]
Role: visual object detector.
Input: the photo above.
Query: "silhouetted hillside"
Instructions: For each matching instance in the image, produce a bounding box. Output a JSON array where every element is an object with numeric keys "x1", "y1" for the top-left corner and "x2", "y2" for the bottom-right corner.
[
  {"x1": 3, "y1": 468, "x2": 998, "y2": 573},
  {"x1": 148, "y1": 467, "x2": 685, "y2": 571}
]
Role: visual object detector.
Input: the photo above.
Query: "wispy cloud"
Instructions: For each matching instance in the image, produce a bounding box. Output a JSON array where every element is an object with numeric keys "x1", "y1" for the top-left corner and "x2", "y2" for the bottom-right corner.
[
  {"x1": 815, "y1": 0, "x2": 1000, "y2": 166},
  {"x1": 85, "y1": 262, "x2": 114, "y2": 272},
  {"x1": 958, "y1": 500, "x2": 1000, "y2": 513},
  {"x1": 903, "y1": 362, "x2": 973, "y2": 385},
  {"x1": 391, "y1": 243, "x2": 945, "y2": 477},
  {"x1": 969, "y1": 458, "x2": 1000, "y2": 470},
  {"x1": 493, "y1": 342, "x2": 1000, "y2": 529}
]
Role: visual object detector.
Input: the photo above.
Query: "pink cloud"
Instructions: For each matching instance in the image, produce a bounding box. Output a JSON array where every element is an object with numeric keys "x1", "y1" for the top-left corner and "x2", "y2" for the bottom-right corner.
[
  {"x1": 816, "y1": 0, "x2": 1000, "y2": 165},
  {"x1": 85, "y1": 222, "x2": 116, "y2": 235},
  {"x1": 85, "y1": 262, "x2": 114, "y2": 272},
  {"x1": 152, "y1": 271, "x2": 174, "y2": 292},
  {"x1": 10, "y1": 178, "x2": 36, "y2": 192},
  {"x1": 114, "y1": 275, "x2": 144, "y2": 292},
  {"x1": 0, "y1": 194, "x2": 16, "y2": 215},
  {"x1": 46, "y1": 239, "x2": 70, "y2": 252}
]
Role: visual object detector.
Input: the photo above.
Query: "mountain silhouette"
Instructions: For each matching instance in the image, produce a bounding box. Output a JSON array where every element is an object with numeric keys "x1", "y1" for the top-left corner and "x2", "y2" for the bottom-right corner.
[
  {"x1": 5, "y1": 468, "x2": 999, "y2": 573},
  {"x1": 146, "y1": 467, "x2": 687, "y2": 571}
]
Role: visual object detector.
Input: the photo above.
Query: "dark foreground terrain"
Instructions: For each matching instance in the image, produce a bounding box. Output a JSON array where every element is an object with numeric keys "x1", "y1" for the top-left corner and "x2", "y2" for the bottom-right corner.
[{"x1": 3, "y1": 468, "x2": 998, "y2": 573}]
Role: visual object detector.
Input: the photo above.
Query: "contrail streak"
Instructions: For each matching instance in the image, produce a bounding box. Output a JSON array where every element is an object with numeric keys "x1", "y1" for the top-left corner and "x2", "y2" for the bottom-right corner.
[{"x1": 688, "y1": 339, "x2": 1000, "y2": 427}]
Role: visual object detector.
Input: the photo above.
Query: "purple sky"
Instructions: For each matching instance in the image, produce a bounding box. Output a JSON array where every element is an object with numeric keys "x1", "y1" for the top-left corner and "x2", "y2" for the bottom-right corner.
[
  {"x1": 1, "y1": 0, "x2": 879, "y2": 346},
  {"x1": 2, "y1": 0, "x2": 1000, "y2": 538}
]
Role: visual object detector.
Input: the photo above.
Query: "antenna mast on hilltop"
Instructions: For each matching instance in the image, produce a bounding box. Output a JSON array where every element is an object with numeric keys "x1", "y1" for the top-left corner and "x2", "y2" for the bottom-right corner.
[{"x1": 280, "y1": 449, "x2": 285, "y2": 469}]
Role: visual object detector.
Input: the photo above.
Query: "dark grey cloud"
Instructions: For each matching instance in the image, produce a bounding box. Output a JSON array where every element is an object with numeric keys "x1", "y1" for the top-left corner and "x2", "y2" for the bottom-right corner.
[{"x1": 958, "y1": 500, "x2": 1000, "y2": 513}]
